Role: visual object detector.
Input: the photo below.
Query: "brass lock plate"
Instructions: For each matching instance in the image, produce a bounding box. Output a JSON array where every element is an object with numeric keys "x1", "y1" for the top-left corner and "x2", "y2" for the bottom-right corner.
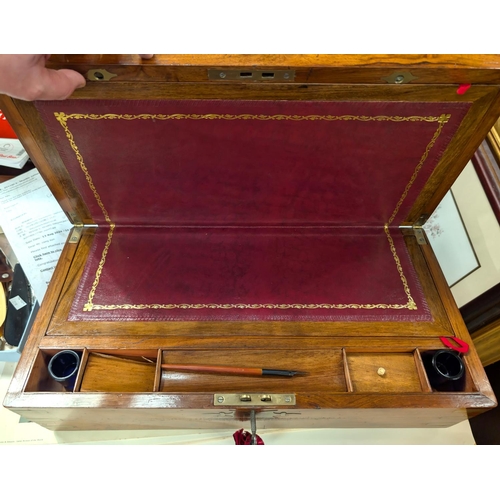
[
  {"x1": 208, "y1": 69, "x2": 295, "y2": 82},
  {"x1": 214, "y1": 393, "x2": 296, "y2": 406}
]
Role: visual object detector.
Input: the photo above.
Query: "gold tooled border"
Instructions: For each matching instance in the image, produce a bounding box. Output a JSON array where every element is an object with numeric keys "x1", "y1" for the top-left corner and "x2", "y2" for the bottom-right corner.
[{"x1": 54, "y1": 112, "x2": 450, "y2": 313}]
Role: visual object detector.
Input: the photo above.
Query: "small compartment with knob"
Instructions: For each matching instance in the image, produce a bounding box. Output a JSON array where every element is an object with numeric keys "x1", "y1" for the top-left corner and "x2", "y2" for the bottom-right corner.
[{"x1": 345, "y1": 351, "x2": 430, "y2": 393}]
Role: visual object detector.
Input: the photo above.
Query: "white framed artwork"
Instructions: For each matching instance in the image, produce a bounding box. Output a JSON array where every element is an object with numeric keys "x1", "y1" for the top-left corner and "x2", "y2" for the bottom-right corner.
[{"x1": 425, "y1": 161, "x2": 500, "y2": 308}]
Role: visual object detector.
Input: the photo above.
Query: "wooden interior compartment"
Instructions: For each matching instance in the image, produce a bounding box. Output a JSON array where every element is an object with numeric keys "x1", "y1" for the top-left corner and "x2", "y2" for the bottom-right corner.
[
  {"x1": 160, "y1": 349, "x2": 346, "y2": 393},
  {"x1": 24, "y1": 348, "x2": 84, "y2": 393},
  {"x1": 78, "y1": 350, "x2": 158, "y2": 393},
  {"x1": 345, "y1": 351, "x2": 424, "y2": 393}
]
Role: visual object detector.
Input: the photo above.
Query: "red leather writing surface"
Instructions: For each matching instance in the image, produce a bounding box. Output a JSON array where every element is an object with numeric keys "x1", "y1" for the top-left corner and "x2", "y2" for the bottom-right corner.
[
  {"x1": 34, "y1": 99, "x2": 469, "y2": 322},
  {"x1": 69, "y1": 226, "x2": 430, "y2": 321}
]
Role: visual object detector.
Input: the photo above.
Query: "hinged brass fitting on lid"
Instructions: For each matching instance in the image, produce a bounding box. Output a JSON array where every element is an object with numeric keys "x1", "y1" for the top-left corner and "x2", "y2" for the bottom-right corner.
[
  {"x1": 68, "y1": 226, "x2": 83, "y2": 244},
  {"x1": 381, "y1": 71, "x2": 418, "y2": 84},
  {"x1": 413, "y1": 215, "x2": 429, "y2": 245},
  {"x1": 86, "y1": 69, "x2": 118, "y2": 81}
]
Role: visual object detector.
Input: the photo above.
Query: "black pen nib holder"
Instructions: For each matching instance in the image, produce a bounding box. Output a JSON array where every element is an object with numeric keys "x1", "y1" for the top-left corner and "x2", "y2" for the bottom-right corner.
[{"x1": 422, "y1": 349, "x2": 465, "y2": 391}]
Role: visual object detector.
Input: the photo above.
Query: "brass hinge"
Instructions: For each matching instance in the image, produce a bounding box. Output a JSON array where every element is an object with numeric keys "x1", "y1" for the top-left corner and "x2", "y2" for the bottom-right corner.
[
  {"x1": 412, "y1": 215, "x2": 429, "y2": 245},
  {"x1": 86, "y1": 69, "x2": 118, "y2": 81},
  {"x1": 66, "y1": 212, "x2": 83, "y2": 227},
  {"x1": 381, "y1": 70, "x2": 418, "y2": 84},
  {"x1": 66, "y1": 211, "x2": 83, "y2": 244},
  {"x1": 214, "y1": 393, "x2": 296, "y2": 406},
  {"x1": 68, "y1": 226, "x2": 83, "y2": 244}
]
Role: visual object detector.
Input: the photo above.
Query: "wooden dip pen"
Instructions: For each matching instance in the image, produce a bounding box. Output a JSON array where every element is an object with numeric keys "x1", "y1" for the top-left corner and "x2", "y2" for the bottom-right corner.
[{"x1": 161, "y1": 363, "x2": 307, "y2": 377}]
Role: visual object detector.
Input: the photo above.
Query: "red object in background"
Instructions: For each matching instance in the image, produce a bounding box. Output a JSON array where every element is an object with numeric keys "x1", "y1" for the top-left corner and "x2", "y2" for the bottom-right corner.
[{"x1": 0, "y1": 110, "x2": 17, "y2": 138}]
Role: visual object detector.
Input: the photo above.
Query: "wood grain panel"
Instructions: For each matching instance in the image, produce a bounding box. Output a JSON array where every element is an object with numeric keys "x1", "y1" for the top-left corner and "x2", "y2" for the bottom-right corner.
[
  {"x1": 46, "y1": 54, "x2": 500, "y2": 85},
  {"x1": 1, "y1": 405, "x2": 472, "y2": 432},
  {"x1": 80, "y1": 353, "x2": 156, "y2": 392}
]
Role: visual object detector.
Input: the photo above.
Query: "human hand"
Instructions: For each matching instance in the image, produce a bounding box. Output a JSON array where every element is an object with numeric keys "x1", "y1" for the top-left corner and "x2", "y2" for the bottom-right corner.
[
  {"x1": 0, "y1": 55, "x2": 87, "y2": 101},
  {"x1": 0, "y1": 55, "x2": 155, "y2": 101}
]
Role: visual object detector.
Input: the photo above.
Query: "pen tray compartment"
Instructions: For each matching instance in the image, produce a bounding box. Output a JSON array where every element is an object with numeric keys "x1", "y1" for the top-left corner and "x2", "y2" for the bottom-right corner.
[{"x1": 159, "y1": 349, "x2": 347, "y2": 393}]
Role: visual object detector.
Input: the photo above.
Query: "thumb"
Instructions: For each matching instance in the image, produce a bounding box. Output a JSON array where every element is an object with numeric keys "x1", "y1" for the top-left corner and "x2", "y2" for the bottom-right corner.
[{"x1": 37, "y1": 68, "x2": 86, "y2": 100}]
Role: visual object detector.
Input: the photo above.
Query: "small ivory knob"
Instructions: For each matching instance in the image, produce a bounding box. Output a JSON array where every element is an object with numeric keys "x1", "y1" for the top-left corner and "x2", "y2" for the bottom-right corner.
[{"x1": 377, "y1": 367, "x2": 386, "y2": 377}]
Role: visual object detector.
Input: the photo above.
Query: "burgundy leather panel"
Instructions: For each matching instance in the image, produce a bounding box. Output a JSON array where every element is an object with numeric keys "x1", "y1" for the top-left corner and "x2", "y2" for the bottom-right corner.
[
  {"x1": 69, "y1": 226, "x2": 431, "y2": 322},
  {"x1": 36, "y1": 100, "x2": 470, "y2": 227},
  {"x1": 33, "y1": 99, "x2": 465, "y2": 322}
]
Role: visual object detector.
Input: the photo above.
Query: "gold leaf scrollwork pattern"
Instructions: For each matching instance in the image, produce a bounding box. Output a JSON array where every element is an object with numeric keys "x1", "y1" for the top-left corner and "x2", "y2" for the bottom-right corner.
[{"x1": 58, "y1": 113, "x2": 447, "y2": 123}]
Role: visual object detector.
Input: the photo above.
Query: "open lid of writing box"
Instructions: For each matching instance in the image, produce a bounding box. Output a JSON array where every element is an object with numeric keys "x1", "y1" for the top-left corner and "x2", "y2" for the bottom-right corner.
[{"x1": 5, "y1": 55, "x2": 500, "y2": 332}]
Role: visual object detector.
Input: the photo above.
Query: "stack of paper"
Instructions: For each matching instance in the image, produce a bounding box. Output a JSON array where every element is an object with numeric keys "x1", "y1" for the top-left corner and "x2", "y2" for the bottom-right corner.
[
  {"x1": 0, "y1": 169, "x2": 73, "y2": 303},
  {"x1": 0, "y1": 138, "x2": 29, "y2": 169}
]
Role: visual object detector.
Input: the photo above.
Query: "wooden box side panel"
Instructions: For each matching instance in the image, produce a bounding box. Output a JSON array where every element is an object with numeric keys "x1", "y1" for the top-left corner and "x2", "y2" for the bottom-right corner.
[{"x1": 3, "y1": 405, "x2": 472, "y2": 432}]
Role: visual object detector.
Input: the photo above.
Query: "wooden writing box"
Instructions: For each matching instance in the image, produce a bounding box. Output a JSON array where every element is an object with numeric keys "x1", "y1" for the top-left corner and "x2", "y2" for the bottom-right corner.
[{"x1": 2, "y1": 55, "x2": 500, "y2": 431}]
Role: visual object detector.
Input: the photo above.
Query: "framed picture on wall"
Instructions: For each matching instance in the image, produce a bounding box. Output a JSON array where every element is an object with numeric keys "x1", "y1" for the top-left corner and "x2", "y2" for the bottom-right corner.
[
  {"x1": 424, "y1": 190, "x2": 479, "y2": 287},
  {"x1": 424, "y1": 147, "x2": 500, "y2": 309}
]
